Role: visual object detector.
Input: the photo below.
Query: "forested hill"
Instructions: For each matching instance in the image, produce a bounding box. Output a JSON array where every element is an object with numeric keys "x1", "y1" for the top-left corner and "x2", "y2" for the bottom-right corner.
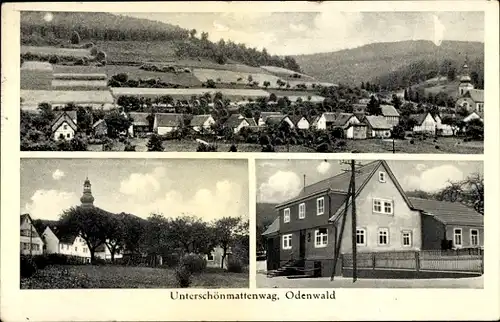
[
  {"x1": 294, "y1": 40, "x2": 484, "y2": 89},
  {"x1": 21, "y1": 11, "x2": 301, "y2": 72}
]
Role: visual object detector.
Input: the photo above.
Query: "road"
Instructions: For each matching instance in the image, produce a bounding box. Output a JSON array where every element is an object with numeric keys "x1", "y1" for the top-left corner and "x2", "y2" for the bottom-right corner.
[{"x1": 256, "y1": 273, "x2": 483, "y2": 289}]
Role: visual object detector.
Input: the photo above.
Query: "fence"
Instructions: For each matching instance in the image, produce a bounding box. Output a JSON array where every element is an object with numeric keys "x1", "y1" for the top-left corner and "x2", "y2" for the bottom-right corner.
[{"x1": 342, "y1": 248, "x2": 484, "y2": 274}]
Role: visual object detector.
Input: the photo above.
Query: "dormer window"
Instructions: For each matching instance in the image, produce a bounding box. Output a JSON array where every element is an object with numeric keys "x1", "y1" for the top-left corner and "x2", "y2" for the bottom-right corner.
[{"x1": 378, "y1": 171, "x2": 386, "y2": 183}]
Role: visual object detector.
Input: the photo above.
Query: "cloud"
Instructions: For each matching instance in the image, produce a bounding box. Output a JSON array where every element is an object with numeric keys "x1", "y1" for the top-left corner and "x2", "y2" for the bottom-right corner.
[
  {"x1": 415, "y1": 164, "x2": 427, "y2": 172},
  {"x1": 290, "y1": 23, "x2": 308, "y2": 33},
  {"x1": 259, "y1": 171, "x2": 302, "y2": 203},
  {"x1": 316, "y1": 161, "x2": 331, "y2": 174},
  {"x1": 119, "y1": 167, "x2": 166, "y2": 198},
  {"x1": 213, "y1": 21, "x2": 230, "y2": 32},
  {"x1": 52, "y1": 169, "x2": 65, "y2": 180},
  {"x1": 24, "y1": 189, "x2": 79, "y2": 220},
  {"x1": 433, "y1": 14, "x2": 446, "y2": 46},
  {"x1": 115, "y1": 180, "x2": 245, "y2": 221},
  {"x1": 404, "y1": 165, "x2": 464, "y2": 192}
]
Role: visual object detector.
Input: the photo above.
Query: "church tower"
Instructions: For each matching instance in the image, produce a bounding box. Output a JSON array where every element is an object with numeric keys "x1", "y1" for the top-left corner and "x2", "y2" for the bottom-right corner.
[
  {"x1": 80, "y1": 177, "x2": 95, "y2": 207},
  {"x1": 458, "y1": 56, "x2": 474, "y2": 96}
]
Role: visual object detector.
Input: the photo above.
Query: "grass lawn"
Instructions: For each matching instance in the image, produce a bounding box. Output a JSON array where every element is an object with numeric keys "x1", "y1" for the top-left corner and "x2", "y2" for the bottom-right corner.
[
  {"x1": 21, "y1": 265, "x2": 249, "y2": 289},
  {"x1": 88, "y1": 137, "x2": 481, "y2": 153}
]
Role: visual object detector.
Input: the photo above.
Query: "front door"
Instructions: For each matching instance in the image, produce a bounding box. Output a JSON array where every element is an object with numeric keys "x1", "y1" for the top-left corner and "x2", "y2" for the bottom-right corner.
[{"x1": 299, "y1": 229, "x2": 306, "y2": 259}]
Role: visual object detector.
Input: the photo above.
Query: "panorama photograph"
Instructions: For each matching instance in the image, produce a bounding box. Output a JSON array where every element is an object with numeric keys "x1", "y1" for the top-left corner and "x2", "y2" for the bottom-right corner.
[
  {"x1": 256, "y1": 159, "x2": 484, "y2": 288},
  {"x1": 20, "y1": 9, "x2": 484, "y2": 153},
  {"x1": 20, "y1": 158, "x2": 249, "y2": 289}
]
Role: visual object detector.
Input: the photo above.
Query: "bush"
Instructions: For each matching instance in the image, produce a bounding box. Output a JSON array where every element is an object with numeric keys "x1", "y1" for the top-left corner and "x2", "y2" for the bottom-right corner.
[
  {"x1": 175, "y1": 265, "x2": 192, "y2": 288},
  {"x1": 179, "y1": 253, "x2": 207, "y2": 274},
  {"x1": 90, "y1": 46, "x2": 98, "y2": 56},
  {"x1": 410, "y1": 139, "x2": 415, "y2": 144},
  {"x1": 162, "y1": 253, "x2": 180, "y2": 268},
  {"x1": 20, "y1": 256, "x2": 37, "y2": 278},
  {"x1": 435, "y1": 145, "x2": 440, "y2": 149},
  {"x1": 226, "y1": 257, "x2": 244, "y2": 273},
  {"x1": 32, "y1": 254, "x2": 49, "y2": 270},
  {"x1": 228, "y1": 144, "x2": 237, "y2": 152},
  {"x1": 49, "y1": 55, "x2": 60, "y2": 64},
  {"x1": 47, "y1": 253, "x2": 69, "y2": 265},
  {"x1": 316, "y1": 142, "x2": 330, "y2": 152},
  {"x1": 196, "y1": 143, "x2": 217, "y2": 152}
]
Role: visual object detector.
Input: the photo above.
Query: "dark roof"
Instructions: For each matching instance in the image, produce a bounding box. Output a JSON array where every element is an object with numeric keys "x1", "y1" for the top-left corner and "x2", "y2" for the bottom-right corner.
[
  {"x1": 92, "y1": 119, "x2": 106, "y2": 128},
  {"x1": 323, "y1": 113, "x2": 358, "y2": 127},
  {"x1": 20, "y1": 213, "x2": 31, "y2": 225},
  {"x1": 51, "y1": 111, "x2": 77, "y2": 133},
  {"x1": 224, "y1": 114, "x2": 248, "y2": 128},
  {"x1": 408, "y1": 197, "x2": 484, "y2": 226},
  {"x1": 129, "y1": 112, "x2": 150, "y2": 126},
  {"x1": 155, "y1": 113, "x2": 184, "y2": 127},
  {"x1": 409, "y1": 113, "x2": 435, "y2": 125},
  {"x1": 265, "y1": 115, "x2": 286, "y2": 126},
  {"x1": 245, "y1": 117, "x2": 257, "y2": 126},
  {"x1": 289, "y1": 115, "x2": 308, "y2": 125},
  {"x1": 190, "y1": 114, "x2": 213, "y2": 127},
  {"x1": 364, "y1": 115, "x2": 391, "y2": 129},
  {"x1": 262, "y1": 217, "x2": 280, "y2": 236},
  {"x1": 277, "y1": 160, "x2": 381, "y2": 208},
  {"x1": 380, "y1": 105, "x2": 400, "y2": 117},
  {"x1": 464, "y1": 89, "x2": 484, "y2": 102}
]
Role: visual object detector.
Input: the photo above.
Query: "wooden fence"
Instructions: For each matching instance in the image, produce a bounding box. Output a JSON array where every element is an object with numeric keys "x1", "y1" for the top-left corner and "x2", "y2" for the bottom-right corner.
[{"x1": 342, "y1": 248, "x2": 484, "y2": 274}]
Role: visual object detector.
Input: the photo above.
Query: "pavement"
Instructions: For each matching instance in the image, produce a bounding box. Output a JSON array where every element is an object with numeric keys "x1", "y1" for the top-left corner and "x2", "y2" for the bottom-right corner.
[{"x1": 256, "y1": 272, "x2": 484, "y2": 289}]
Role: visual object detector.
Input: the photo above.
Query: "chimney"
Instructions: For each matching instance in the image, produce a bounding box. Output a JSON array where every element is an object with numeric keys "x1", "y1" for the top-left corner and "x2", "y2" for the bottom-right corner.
[{"x1": 303, "y1": 174, "x2": 306, "y2": 193}]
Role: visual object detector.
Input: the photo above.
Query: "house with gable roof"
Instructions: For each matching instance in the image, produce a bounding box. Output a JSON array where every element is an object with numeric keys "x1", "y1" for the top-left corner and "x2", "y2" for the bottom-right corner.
[
  {"x1": 128, "y1": 112, "x2": 152, "y2": 137},
  {"x1": 380, "y1": 104, "x2": 400, "y2": 129},
  {"x1": 314, "y1": 112, "x2": 360, "y2": 131},
  {"x1": 456, "y1": 90, "x2": 484, "y2": 114},
  {"x1": 153, "y1": 113, "x2": 185, "y2": 135},
  {"x1": 410, "y1": 112, "x2": 437, "y2": 136},
  {"x1": 289, "y1": 115, "x2": 310, "y2": 130},
  {"x1": 20, "y1": 214, "x2": 45, "y2": 255},
  {"x1": 51, "y1": 110, "x2": 78, "y2": 141},
  {"x1": 190, "y1": 114, "x2": 216, "y2": 133},
  {"x1": 262, "y1": 160, "x2": 484, "y2": 277},
  {"x1": 258, "y1": 112, "x2": 283, "y2": 127},
  {"x1": 363, "y1": 115, "x2": 391, "y2": 138},
  {"x1": 224, "y1": 114, "x2": 254, "y2": 133},
  {"x1": 41, "y1": 225, "x2": 91, "y2": 262}
]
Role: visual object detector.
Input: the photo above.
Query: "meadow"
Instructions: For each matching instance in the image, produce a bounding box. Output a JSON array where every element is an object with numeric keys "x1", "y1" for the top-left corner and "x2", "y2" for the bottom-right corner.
[
  {"x1": 21, "y1": 89, "x2": 115, "y2": 109},
  {"x1": 110, "y1": 87, "x2": 271, "y2": 101},
  {"x1": 21, "y1": 45, "x2": 91, "y2": 58},
  {"x1": 20, "y1": 265, "x2": 249, "y2": 289}
]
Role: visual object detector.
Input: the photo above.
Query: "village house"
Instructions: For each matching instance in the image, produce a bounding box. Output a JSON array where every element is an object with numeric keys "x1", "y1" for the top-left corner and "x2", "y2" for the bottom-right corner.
[
  {"x1": 92, "y1": 119, "x2": 107, "y2": 137},
  {"x1": 363, "y1": 115, "x2": 391, "y2": 138},
  {"x1": 380, "y1": 104, "x2": 400, "y2": 129},
  {"x1": 153, "y1": 113, "x2": 185, "y2": 135},
  {"x1": 128, "y1": 112, "x2": 152, "y2": 137},
  {"x1": 345, "y1": 123, "x2": 368, "y2": 140},
  {"x1": 289, "y1": 115, "x2": 310, "y2": 130},
  {"x1": 433, "y1": 114, "x2": 454, "y2": 136},
  {"x1": 265, "y1": 115, "x2": 295, "y2": 129},
  {"x1": 409, "y1": 198, "x2": 484, "y2": 250},
  {"x1": 352, "y1": 104, "x2": 366, "y2": 121},
  {"x1": 313, "y1": 112, "x2": 360, "y2": 131},
  {"x1": 20, "y1": 214, "x2": 45, "y2": 256},
  {"x1": 258, "y1": 112, "x2": 284, "y2": 127},
  {"x1": 190, "y1": 114, "x2": 216, "y2": 133},
  {"x1": 205, "y1": 247, "x2": 233, "y2": 269},
  {"x1": 410, "y1": 112, "x2": 437, "y2": 136},
  {"x1": 463, "y1": 111, "x2": 484, "y2": 123},
  {"x1": 224, "y1": 114, "x2": 252, "y2": 133},
  {"x1": 51, "y1": 110, "x2": 78, "y2": 141},
  {"x1": 42, "y1": 226, "x2": 91, "y2": 263},
  {"x1": 456, "y1": 89, "x2": 484, "y2": 114},
  {"x1": 262, "y1": 160, "x2": 484, "y2": 277}
]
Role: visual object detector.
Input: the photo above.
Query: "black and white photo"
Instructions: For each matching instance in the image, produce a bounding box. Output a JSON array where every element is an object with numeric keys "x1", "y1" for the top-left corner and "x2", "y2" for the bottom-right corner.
[{"x1": 20, "y1": 158, "x2": 249, "y2": 289}]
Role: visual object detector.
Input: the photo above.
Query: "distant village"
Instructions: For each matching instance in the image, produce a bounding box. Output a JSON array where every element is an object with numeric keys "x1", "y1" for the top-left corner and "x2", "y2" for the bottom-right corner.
[{"x1": 20, "y1": 56, "x2": 484, "y2": 152}]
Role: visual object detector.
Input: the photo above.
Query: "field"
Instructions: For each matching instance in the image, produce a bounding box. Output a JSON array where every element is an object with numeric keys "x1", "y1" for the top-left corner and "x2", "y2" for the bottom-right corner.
[
  {"x1": 110, "y1": 87, "x2": 271, "y2": 101},
  {"x1": 20, "y1": 265, "x2": 249, "y2": 289},
  {"x1": 53, "y1": 64, "x2": 202, "y2": 87},
  {"x1": 51, "y1": 79, "x2": 108, "y2": 90},
  {"x1": 260, "y1": 65, "x2": 316, "y2": 81},
  {"x1": 21, "y1": 89, "x2": 115, "y2": 109},
  {"x1": 95, "y1": 40, "x2": 178, "y2": 62},
  {"x1": 21, "y1": 45, "x2": 90, "y2": 58},
  {"x1": 192, "y1": 68, "x2": 283, "y2": 87}
]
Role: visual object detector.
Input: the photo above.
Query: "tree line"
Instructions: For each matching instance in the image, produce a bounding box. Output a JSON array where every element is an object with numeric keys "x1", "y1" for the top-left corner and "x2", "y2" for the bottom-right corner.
[{"x1": 39, "y1": 205, "x2": 249, "y2": 268}]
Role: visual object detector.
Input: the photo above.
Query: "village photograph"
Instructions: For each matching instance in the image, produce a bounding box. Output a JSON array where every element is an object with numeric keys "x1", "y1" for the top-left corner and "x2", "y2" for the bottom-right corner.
[
  {"x1": 19, "y1": 10, "x2": 484, "y2": 153},
  {"x1": 20, "y1": 158, "x2": 249, "y2": 289},
  {"x1": 256, "y1": 159, "x2": 484, "y2": 288}
]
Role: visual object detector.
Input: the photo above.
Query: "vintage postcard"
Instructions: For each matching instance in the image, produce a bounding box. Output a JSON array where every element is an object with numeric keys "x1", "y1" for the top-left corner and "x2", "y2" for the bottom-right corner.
[{"x1": 1, "y1": 1, "x2": 499, "y2": 322}]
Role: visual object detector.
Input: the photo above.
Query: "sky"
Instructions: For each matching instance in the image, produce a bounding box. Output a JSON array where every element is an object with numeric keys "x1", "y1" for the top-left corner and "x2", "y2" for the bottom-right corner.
[
  {"x1": 256, "y1": 160, "x2": 483, "y2": 204},
  {"x1": 20, "y1": 159, "x2": 248, "y2": 221},
  {"x1": 121, "y1": 11, "x2": 484, "y2": 55}
]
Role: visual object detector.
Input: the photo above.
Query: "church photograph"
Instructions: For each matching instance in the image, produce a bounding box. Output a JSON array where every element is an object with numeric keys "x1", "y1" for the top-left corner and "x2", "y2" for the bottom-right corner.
[{"x1": 19, "y1": 158, "x2": 249, "y2": 289}]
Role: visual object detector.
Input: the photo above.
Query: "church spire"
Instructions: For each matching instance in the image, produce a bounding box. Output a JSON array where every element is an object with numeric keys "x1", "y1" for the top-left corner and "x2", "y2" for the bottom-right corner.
[{"x1": 80, "y1": 177, "x2": 95, "y2": 207}]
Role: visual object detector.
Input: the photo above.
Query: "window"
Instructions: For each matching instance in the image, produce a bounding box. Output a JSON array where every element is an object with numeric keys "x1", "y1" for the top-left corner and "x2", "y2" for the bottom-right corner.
[
  {"x1": 207, "y1": 253, "x2": 214, "y2": 261},
  {"x1": 282, "y1": 234, "x2": 292, "y2": 250},
  {"x1": 316, "y1": 197, "x2": 324, "y2": 215},
  {"x1": 75, "y1": 247, "x2": 78, "y2": 252},
  {"x1": 283, "y1": 208, "x2": 290, "y2": 223},
  {"x1": 470, "y1": 229, "x2": 479, "y2": 246},
  {"x1": 454, "y1": 228, "x2": 462, "y2": 247},
  {"x1": 66, "y1": 133, "x2": 71, "y2": 138},
  {"x1": 63, "y1": 124, "x2": 68, "y2": 130},
  {"x1": 373, "y1": 198, "x2": 393, "y2": 215},
  {"x1": 378, "y1": 228, "x2": 389, "y2": 246},
  {"x1": 314, "y1": 228, "x2": 328, "y2": 248},
  {"x1": 356, "y1": 228, "x2": 366, "y2": 246},
  {"x1": 402, "y1": 231, "x2": 412, "y2": 247},
  {"x1": 298, "y1": 203, "x2": 305, "y2": 219},
  {"x1": 378, "y1": 171, "x2": 386, "y2": 183}
]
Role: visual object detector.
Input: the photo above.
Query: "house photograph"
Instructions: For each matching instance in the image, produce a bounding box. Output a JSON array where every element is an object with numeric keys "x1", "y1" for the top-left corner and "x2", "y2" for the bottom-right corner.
[
  {"x1": 256, "y1": 159, "x2": 484, "y2": 288},
  {"x1": 20, "y1": 158, "x2": 249, "y2": 289}
]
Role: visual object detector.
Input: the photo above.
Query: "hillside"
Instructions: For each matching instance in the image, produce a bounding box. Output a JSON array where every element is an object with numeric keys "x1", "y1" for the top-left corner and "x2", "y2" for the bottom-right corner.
[
  {"x1": 21, "y1": 11, "x2": 301, "y2": 72},
  {"x1": 294, "y1": 40, "x2": 484, "y2": 89},
  {"x1": 256, "y1": 203, "x2": 278, "y2": 229}
]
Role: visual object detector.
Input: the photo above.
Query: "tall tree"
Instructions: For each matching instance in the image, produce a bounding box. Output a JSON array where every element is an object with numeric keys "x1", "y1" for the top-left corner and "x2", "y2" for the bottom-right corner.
[{"x1": 213, "y1": 217, "x2": 244, "y2": 269}]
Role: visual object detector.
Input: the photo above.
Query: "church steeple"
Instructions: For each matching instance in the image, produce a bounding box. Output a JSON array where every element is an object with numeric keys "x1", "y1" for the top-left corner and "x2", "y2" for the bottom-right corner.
[
  {"x1": 458, "y1": 55, "x2": 474, "y2": 96},
  {"x1": 80, "y1": 177, "x2": 95, "y2": 207}
]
